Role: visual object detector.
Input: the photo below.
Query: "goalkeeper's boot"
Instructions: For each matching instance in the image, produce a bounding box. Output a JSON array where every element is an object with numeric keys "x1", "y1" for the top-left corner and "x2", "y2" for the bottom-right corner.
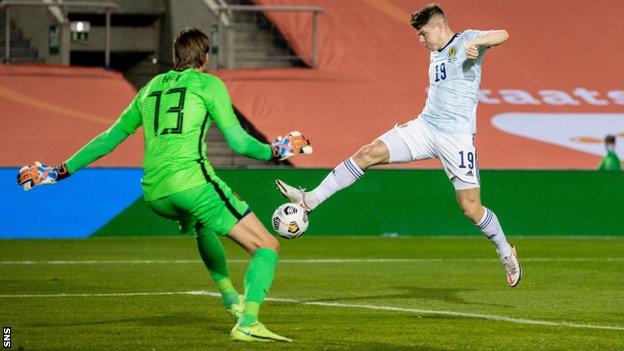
[
  {"x1": 500, "y1": 245, "x2": 522, "y2": 287},
  {"x1": 226, "y1": 301, "x2": 244, "y2": 321},
  {"x1": 231, "y1": 321, "x2": 292, "y2": 342},
  {"x1": 275, "y1": 179, "x2": 311, "y2": 211}
]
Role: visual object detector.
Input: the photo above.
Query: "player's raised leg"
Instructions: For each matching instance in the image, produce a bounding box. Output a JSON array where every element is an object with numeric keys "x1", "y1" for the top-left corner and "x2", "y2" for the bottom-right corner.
[
  {"x1": 276, "y1": 139, "x2": 390, "y2": 211},
  {"x1": 455, "y1": 187, "x2": 521, "y2": 287},
  {"x1": 227, "y1": 213, "x2": 291, "y2": 342},
  {"x1": 277, "y1": 120, "x2": 431, "y2": 211}
]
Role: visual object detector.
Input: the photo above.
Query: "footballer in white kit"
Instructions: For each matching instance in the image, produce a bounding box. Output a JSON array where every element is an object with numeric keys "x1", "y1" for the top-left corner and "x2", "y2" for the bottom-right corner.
[
  {"x1": 277, "y1": 3, "x2": 522, "y2": 287},
  {"x1": 384, "y1": 29, "x2": 486, "y2": 188}
]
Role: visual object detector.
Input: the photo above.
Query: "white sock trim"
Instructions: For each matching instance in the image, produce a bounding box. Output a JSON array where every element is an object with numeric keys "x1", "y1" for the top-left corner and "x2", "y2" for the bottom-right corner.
[
  {"x1": 476, "y1": 208, "x2": 493, "y2": 230},
  {"x1": 343, "y1": 157, "x2": 364, "y2": 178},
  {"x1": 307, "y1": 158, "x2": 365, "y2": 208}
]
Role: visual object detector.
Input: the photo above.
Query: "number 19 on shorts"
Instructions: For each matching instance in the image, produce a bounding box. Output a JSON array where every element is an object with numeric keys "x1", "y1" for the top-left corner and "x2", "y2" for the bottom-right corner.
[{"x1": 458, "y1": 151, "x2": 475, "y2": 169}]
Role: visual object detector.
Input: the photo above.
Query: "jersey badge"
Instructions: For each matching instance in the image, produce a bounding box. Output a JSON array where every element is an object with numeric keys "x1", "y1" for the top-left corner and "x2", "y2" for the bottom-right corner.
[{"x1": 448, "y1": 46, "x2": 458, "y2": 63}]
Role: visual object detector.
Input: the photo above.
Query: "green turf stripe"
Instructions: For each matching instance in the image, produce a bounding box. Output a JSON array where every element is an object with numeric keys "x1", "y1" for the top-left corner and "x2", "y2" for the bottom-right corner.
[
  {"x1": 2, "y1": 290, "x2": 622, "y2": 331},
  {"x1": 3, "y1": 236, "x2": 622, "y2": 349},
  {"x1": 1, "y1": 257, "x2": 623, "y2": 265}
]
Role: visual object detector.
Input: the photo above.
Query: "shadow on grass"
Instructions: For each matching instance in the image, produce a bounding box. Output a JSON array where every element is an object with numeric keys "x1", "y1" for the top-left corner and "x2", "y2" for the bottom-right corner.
[
  {"x1": 308, "y1": 340, "x2": 448, "y2": 351},
  {"x1": 307, "y1": 286, "x2": 512, "y2": 308},
  {"x1": 30, "y1": 316, "x2": 449, "y2": 350},
  {"x1": 32, "y1": 312, "x2": 228, "y2": 328}
]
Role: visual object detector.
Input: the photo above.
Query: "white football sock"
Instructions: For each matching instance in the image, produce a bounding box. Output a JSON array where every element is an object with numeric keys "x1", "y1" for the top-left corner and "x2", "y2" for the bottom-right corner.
[
  {"x1": 476, "y1": 207, "x2": 512, "y2": 258},
  {"x1": 306, "y1": 157, "x2": 364, "y2": 210}
]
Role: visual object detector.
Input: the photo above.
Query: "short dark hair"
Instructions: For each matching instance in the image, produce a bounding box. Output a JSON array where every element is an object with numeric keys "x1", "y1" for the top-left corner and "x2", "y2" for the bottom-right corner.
[
  {"x1": 411, "y1": 3, "x2": 445, "y2": 30},
  {"x1": 173, "y1": 27, "x2": 211, "y2": 70},
  {"x1": 605, "y1": 135, "x2": 616, "y2": 144}
]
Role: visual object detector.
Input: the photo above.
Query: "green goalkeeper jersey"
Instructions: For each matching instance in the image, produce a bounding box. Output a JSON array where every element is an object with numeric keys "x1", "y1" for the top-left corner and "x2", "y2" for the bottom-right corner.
[{"x1": 64, "y1": 68, "x2": 272, "y2": 201}]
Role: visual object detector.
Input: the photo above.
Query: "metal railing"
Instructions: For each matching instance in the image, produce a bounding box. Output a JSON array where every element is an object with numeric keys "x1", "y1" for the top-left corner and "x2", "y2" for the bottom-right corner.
[
  {"x1": 213, "y1": 4, "x2": 324, "y2": 69},
  {"x1": 0, "y1": 0, "x2": 118, "y2": 67}
]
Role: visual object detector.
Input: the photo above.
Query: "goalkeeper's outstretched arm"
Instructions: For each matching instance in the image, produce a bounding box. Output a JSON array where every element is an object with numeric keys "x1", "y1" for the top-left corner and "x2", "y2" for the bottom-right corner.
[
  {"x1": 221, "y1": 123, "x2": 273, "y2": 160},
  {"x1": 64, "y1": 89, "x2": 143, "y2": 175},
  {"x1": 17, "y1": 90, "x2": 143, "y2": 191},
  {"x1": 63, "y1": 123, "x2": 131, "y2": 174},
  {"x1": 207, "y1": 77, "x2": 312, "y2": 161},
  {"x1": 221, "y1": 123, "x2": 313, "y2": 161},
  {"x1": 17, "y1": 123, "x2": 132, "y2": 191}
]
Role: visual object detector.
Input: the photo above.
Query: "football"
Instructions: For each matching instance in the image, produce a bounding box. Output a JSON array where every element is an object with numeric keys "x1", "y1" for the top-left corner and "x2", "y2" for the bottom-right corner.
[{"x1": 271, "y1": 203, "x2": 309, "y2": 239}]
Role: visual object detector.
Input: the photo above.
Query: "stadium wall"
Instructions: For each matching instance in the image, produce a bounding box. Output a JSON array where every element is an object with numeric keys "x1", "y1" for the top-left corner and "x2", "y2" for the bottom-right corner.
[{"x1": 2, "y1": 168, "x2": 622, "y2": 238}]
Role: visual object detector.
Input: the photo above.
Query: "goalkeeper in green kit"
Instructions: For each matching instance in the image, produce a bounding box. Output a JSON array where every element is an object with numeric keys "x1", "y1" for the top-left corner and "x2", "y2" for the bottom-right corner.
[{"x1": 17, "y1": 28, "x2": 312, "y2": 343}]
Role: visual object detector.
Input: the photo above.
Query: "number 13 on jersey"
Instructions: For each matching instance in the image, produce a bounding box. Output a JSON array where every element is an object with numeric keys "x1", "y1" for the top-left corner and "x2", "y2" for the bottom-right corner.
[{"x1": 148, "y1": 87, "x2": 187, "y2": 135}]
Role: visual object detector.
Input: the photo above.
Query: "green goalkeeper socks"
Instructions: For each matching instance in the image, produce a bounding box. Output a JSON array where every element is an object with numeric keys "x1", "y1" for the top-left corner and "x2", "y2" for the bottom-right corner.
[
  {"x1": 239, "y1": 302, "x2": 260, "y2": 327},
  {"x1": 240, "y1": 248, "x2": 278, "y2": 327},
  {"x1": 216, "y1": 278, "x2": 240, "y2": 308},
  {"x1": 196, "y1": 229, "x2": 240, "y2": 307}
]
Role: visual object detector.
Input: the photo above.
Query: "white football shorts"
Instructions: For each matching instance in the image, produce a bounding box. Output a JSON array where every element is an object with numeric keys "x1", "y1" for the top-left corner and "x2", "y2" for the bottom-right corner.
[{"x1": 378, "y1": 117, "x2": 480, "y2": 190}]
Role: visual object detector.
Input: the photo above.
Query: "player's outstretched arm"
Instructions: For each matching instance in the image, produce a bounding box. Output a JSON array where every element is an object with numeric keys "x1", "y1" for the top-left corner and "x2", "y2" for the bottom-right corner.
[
  {"x1": 17, "y1": 91, "x2": 143, "y2": 191},
  {"x1": 207, "y1": 76, "x2": 311, "y2": 161},
  {"x1": 465, "y1": 29, "x2": 509, "y2": 59},
  {"x1": 17, "y1": 124, "x2": 131, "y2": 191},
  {"x1": 221, "y1": 123, "x2": 273, "y2": 160},
  {"x1": 221, "y1": 123, "x2": 312, "y2": 161}
]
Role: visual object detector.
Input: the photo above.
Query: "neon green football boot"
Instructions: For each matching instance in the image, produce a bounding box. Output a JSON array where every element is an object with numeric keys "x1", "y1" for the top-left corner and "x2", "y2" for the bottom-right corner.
[{"x1": 230, "y1": 321, "x2": 292, "y2": 342}]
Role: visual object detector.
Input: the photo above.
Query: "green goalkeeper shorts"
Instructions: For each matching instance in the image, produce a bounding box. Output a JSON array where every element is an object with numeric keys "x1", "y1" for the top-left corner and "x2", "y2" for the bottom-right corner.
[{"x1": 147, "y1": 176, "x2": 250, "y2": 236}]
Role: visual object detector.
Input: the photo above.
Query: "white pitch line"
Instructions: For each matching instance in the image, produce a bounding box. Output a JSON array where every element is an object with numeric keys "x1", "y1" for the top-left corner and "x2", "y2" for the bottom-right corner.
[
  {"x1": 0, "y1": 290, "x2": 622, "y2": 332},
  {"x1": 0, "y1": 257, "x2": 623, "y2": 265}
]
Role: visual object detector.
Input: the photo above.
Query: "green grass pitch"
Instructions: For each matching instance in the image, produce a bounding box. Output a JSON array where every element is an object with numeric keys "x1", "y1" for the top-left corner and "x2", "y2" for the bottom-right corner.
[{"x1": 1, "y1": 236, "x2": 623, "y2": 350}]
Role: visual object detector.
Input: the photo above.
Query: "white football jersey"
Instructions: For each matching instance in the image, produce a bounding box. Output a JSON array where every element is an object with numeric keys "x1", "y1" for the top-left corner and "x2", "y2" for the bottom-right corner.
[{"x1": 420, "y1": 30, "x2": 488, "y2": 134}]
